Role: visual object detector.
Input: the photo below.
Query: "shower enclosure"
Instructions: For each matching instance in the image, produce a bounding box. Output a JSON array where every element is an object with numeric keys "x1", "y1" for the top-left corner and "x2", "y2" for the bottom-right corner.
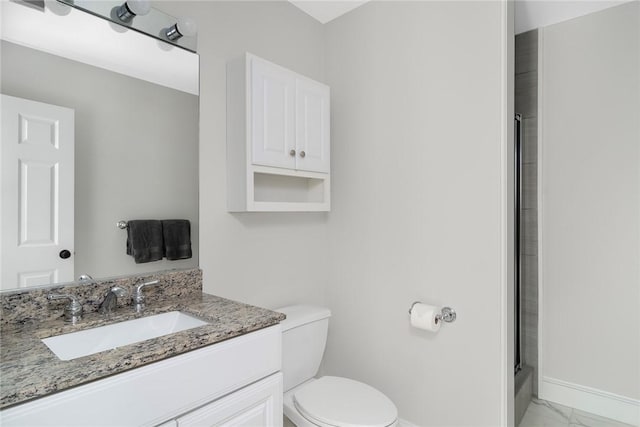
[
  {"x1": 513, "y1": 27, "x2": 539, "y2": 427},
  {"x1": 514, "y1": 108, "x2": 533, "y2": 425}
]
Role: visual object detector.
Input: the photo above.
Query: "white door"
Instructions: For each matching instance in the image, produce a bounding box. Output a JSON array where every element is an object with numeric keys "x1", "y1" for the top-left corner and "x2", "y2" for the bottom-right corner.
[
  {"x1": 295, "y1": 78, "x2": 330, "y2": 173},
  {"x1": 176, "y1": 373, "x2": 283, "y2": 427},
  {"x1": 1, "y1": 95, "x2": 74, "y2": 289},
  {"x1": 251, "y1": 56, "x2": 296, "y2": 170}
]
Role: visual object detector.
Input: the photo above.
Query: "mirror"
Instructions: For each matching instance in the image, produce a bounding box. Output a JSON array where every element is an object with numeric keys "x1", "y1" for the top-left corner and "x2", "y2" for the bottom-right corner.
[{"x1": 0, "y1": 5, "x2": 199, "y2": 291}]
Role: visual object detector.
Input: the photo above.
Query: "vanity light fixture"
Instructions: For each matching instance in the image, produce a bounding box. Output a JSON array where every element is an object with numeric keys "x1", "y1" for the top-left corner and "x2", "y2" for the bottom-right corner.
[
  {"x1": 165, "y1": 17, "x2": 197, "y2": 41},
  {"x1": 56, "y1": 0, "x2": 197, "y2": 52},
  {"x1": 116, "y1": 0, "x2": 151, "y2": 22}
]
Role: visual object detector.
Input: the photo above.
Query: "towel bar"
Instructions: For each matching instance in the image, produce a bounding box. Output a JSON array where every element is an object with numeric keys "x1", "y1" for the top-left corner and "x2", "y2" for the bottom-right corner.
[{"x1": 116, "y1": 220, "x2": 128, "y2": 229}]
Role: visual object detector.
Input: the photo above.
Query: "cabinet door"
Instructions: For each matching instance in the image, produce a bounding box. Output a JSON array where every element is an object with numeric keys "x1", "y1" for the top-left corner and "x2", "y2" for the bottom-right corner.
[
  {"x1": 177, "y1": 373, "x2": 283, "y2": 427},
  {"x1": 295, "y1": 78, "x2": 330, "y2": 173},
  {"x1": 251, "y1": 57, "x2": 296, "y2": 170}
]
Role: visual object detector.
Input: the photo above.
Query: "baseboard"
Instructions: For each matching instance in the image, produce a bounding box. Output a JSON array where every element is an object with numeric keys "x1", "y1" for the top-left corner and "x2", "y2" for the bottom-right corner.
[
  {"x1": 540, "y1": 376, "x2": 639, "y2": 426},
  {"x1": 398, "y1": 418, "x2": 419, "y2": 427}
]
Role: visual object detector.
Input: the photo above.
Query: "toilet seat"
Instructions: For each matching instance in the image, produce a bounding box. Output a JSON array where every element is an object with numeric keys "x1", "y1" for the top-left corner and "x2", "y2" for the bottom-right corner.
[{"x1": 293, "y1": 376, "x2": 397, "y2": 427}]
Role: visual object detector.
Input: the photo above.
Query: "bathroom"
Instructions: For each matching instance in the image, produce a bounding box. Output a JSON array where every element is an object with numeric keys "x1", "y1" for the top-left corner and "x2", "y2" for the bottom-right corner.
[{"x1": 0, "y1": 0, "x2": 638, "y2": 426}]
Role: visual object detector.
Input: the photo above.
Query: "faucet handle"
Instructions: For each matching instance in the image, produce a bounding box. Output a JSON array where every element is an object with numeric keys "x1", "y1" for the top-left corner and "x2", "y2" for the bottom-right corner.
[
  {"x1": 133, "y1": 280, "x2": 160, "y2": 305},
  {"x1": 47, "y1": 293, "x2": 83, "y2": 322}
]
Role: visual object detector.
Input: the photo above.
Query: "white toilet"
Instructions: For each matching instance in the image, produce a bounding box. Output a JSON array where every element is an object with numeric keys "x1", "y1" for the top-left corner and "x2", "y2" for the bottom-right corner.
[{"x1": 277, "y1": 305, "x2": 398, "y2": 427}]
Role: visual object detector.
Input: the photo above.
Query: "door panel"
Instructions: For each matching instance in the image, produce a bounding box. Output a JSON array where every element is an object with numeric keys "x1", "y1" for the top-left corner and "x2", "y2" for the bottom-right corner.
[
  {"x1": 18, "y1": 270, "x2": 57, "y2": 288},
  {"x1": 1, "y1": 95, "x2": 74, "y2": 289},
  {"x1": 251, "y1": 57, "x2": 296, "y2": 170},
  {"x1": 19, "y1": 160, "x2": 58, "y2": 245},
  {"x1": 177, "y1": 373, "x2": 282, "y2": 427},
  {"x1": 295, "y1": 78, "x2": 330, "y2": 173}
]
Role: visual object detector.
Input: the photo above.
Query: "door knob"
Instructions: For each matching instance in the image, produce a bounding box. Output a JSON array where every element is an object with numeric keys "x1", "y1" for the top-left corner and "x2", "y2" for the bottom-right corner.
[
  {"x1": 289, "y1": 149, "x2": 296, "y2": 156},
  {"x1": 299, "y1": 151, "x2": 306, "y2": 158},
  {"x1": 59, "y1": 250, "x2": 71, "y2": 259}
]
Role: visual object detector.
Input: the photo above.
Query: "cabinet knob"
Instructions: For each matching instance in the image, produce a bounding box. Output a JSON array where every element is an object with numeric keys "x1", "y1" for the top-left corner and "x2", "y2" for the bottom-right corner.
[
  {"x1": 289, "y1": 149, "x2": 296, "y2": 156},
  {"x1": 299, "y1": 151, "x2": 306, "y2": 158}
]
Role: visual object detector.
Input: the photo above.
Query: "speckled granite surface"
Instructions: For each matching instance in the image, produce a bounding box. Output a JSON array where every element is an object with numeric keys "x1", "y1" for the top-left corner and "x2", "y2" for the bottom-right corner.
[
  {"x1": 0, "y1": 269, "x2": 285, "y2": 409},
  {"x1": 0, "y1": 268, "x2": 202, "y2": 326}
]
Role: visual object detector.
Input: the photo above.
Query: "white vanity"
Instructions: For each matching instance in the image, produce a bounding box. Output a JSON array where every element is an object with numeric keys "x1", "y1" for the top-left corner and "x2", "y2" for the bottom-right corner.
[
  {"x1": 0, "y1": 270, "x2": 285, "y2": 427},
  {"x1": 0, "y1": 325, "x2": 283, "y2": 427}
]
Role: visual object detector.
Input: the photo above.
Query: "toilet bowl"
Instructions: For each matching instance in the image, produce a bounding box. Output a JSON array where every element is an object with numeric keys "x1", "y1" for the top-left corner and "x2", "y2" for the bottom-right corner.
[{"x1": 277, "y1": 305, "x2": 398, "y2": 427}]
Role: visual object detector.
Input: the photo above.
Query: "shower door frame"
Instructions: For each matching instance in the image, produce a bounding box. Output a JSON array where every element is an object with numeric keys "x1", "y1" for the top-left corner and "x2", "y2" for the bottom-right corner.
[{"x1": 514, "y1": 113, "x2": 523, "y2": 375}]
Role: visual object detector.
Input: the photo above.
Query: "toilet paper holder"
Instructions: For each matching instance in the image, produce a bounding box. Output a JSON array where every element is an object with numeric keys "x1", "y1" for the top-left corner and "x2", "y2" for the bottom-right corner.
[{"x1": 408, "y1": 302, "x2": 457, "y2": 324}]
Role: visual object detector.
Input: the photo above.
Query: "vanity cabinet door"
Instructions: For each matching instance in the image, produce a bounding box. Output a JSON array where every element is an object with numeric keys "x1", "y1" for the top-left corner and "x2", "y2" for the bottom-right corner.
[
  {"x1": 251, "y1": 57, "x2": 296, "y2": 170},
  {"x1": 176, "y1": 372, "x2": 283, "y2": 427}
]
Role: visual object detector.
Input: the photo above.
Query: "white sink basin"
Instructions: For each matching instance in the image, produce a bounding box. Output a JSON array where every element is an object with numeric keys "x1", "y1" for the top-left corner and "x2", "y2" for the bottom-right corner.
[{"x1": 42, "y1": 311, "x2": 209, "y2": 361}]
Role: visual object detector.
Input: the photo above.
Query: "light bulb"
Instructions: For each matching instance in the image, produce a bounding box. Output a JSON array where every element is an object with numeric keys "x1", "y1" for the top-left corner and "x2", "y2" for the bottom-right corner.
[
  {"x1": 176, "y1": 17, "x2": 197, "y2": 37},
  {"x1": 126, "y1": 0, "x2": 150, "y2": 16}
]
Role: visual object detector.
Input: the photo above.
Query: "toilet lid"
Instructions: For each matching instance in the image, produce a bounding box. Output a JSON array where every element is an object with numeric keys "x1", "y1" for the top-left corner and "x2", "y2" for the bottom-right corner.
[{"x1": 293, "y1": 376, "x2": 397, "y2": 427}]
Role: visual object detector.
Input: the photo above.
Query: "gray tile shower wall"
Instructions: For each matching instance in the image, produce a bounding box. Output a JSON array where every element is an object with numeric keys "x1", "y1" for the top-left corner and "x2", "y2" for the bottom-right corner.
[
  {"x1": 0, "y1": 268, "x2": 202, "y2": 326},
  {"x1": 516, "y1": 30, "x2": 538, "y2": 74},
  {"x1": 516, "y1": 29, "x2": 539, "y2": 396}
]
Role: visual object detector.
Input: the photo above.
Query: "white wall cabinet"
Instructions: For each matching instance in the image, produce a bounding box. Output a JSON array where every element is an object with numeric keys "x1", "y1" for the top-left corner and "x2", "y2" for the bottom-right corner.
[
  {"x1": 227, "y1": 53, "x2": 330, "y2": 212},
  {"x1": 0, "y1": 326, "x2": 283, "y2": 427}
]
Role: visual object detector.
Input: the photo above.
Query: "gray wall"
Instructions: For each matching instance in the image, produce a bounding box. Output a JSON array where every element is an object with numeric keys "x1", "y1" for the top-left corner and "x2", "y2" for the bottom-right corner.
[
  {"x1": 155, "y1": 1, "x2": 329, "y2": 308},
  {"x1": 1, "y1": 41, "x2": 199, "y2": 283},
  {"x1": 155, "y1": 2, "x2": 511, "y2": 424},
  {"x1": 515, "y1": 29, "x2": 539, "y2": 396},
  {"x1": 540, "y1": 0, "x2": 639, "y2": 401},
  {"x1": 323, "y1": 2, "x2": 510, "y2": 425}
]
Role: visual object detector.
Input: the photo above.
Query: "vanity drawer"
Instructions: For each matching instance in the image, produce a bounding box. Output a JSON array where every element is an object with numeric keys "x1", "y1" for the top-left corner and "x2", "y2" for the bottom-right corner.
[{"x1": 0, "y1": 325, "x2": 281, "y2": 427}]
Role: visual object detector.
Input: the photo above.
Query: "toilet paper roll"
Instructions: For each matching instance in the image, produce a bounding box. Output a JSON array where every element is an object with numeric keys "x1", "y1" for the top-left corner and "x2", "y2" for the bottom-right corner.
[{"x1": 410, "y1": 303, "x2": 441, "y2": 332}]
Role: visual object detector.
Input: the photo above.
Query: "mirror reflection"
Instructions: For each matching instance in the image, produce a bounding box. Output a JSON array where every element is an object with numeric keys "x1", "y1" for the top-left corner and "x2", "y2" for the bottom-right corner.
[{"x1": 0, "y1": 39, "x2": 199, "y2": 291}]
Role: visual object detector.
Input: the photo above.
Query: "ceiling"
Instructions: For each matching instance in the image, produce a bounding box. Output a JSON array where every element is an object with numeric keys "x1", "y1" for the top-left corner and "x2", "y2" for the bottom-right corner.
[
  {"x1": 288, "y1": 1, "x2": 369, "y2": 24},
  {"x1": 289, "y1": 0, "x2": 629, "y2": 30},
  {"x1": 515, "y1": 0, "x2": 629, "y2": 33}
]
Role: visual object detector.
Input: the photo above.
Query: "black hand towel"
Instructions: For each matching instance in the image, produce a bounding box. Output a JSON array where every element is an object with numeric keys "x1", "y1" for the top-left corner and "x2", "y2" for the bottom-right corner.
[
  {"x1": 126, "y1": 220, "x2": 164, "y2": 264},
  {"x1": 162, "y1": 219, "x2": 192, "y2": 260}
]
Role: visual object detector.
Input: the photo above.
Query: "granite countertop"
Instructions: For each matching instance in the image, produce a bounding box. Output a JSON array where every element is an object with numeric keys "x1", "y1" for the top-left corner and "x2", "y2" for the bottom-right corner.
[{"x1": 0, "y1": 293, "x2": 285, "y2": 409}]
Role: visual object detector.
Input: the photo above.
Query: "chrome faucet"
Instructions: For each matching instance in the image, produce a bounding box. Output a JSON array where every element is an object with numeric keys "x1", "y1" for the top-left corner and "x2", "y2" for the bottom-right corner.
[
  {"x1": 47, "y1": 293, "x2": 83, "y2": 323},
  {"x1": 132, "y1": 280, "x2": 160, "y2": 312},
  {"x1": 99, "y1": 286, "x2": 128, "y2": 315}
]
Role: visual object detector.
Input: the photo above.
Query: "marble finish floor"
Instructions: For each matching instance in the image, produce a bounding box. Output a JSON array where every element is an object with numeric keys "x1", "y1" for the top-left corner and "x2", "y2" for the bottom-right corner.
[{"x1": 519, "y1": 398, "x2": 635, "y2": 427}]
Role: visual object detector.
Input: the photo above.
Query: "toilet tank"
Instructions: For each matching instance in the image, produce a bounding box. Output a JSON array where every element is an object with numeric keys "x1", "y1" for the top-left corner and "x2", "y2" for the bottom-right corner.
[{"x1": 276, "y1": 305, "x2": 331, "y2": 392}]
